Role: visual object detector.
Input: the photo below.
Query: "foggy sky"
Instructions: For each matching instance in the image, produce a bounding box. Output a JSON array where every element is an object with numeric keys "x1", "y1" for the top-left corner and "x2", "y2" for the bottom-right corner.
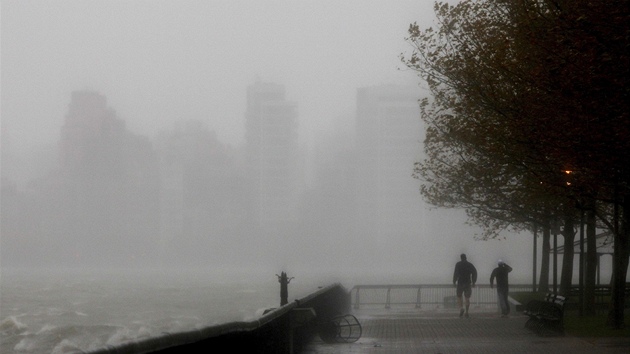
[
  {"x1": 0, "y1": 0, "x2": 562, "y2": 285},
  {"x1": 2, "y1": 0, "x2": 430, "y2": 155}
]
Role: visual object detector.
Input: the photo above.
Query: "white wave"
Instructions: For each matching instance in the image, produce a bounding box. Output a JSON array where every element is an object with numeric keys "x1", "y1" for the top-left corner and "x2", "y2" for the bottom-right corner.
[
  {"x1": 14, "y1": 337, "x2": 37, "y2": 352},
  {"x1": 254, "y1": 307, "x2": 275, "y2": 317},
  {"x1": 51, "y1": 339, "x2": 82, "y2": 354},
  {"x1": 37, "y1": 324, "x2": 58, "y2": 334},
  {"x1": 47, "y1": 308, "x2": 64, "y2": 316},
  {"x1": 0, "y1": 316, "x2": 28, "y2": 334},
  {"x1": 106, "y1": 328, "x2": 133, "y2": 346},
  {"x1": 2, "y1": 270, "x2": 274, "y2": 354},
  {"x1": 137, "y1": 326, "x2": 154, "y2": 339}
]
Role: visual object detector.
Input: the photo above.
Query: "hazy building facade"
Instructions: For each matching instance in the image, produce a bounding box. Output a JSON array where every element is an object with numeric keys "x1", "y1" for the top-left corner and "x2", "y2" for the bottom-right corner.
[
  {"x1": 355, "y1": 85, "x2": 425, "y2": 255},
  {"x1": 53, "y1": 90, "x2": 159, "y2": 265},
  {"x1": 245, "y1": 82, "x2": 300, "y2": 227},
  {"x1": 155, "y1": 120, "x2": 245, "y2": 264}
]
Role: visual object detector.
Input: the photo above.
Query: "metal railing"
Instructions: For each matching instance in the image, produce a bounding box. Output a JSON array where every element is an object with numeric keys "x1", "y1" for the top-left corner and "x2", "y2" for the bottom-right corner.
[{"x1": 351, "y1": 284, "x2": 533, "y2": 310}]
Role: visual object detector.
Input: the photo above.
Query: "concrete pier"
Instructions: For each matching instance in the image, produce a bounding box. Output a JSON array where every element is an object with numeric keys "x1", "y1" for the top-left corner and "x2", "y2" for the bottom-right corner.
[{"x1": 303, "y1": 308, "x2": 630, "y2": 353}]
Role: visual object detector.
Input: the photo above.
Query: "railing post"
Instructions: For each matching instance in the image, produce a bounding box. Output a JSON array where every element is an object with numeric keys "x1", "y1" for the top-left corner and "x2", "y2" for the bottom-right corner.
[
  {"x1": 354, "y1": 287, "x2": 360, "y2": 310},
  {"x1": 553, "y1": 232, "x2": 558, "y2": 294},
  {"x1": 415, "y1": 286, "x2": 422, "y2": 308},
  {"x1": 385, "y1": 287, "x2": 391, "y2": 309},
  {"x1": 533, "y1": 225, "x2": 538, "y2": 292},
  {"x1": 276, "y1": 272, "x2": 294, "y2": 306}
]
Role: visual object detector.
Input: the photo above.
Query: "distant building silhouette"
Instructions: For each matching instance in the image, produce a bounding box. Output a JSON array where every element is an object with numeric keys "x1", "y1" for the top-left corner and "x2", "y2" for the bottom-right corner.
[
  {"x1": 51, "y1": 90, "x2": 160, "y2": 266},
  {"x1": 155, "y1": 120, "x2": 242, "y2": 264},
  {"x1": 355, "y1": 85, "x2": 426, "y2": 255},
  {"x1": 245, "y1": 82, "x2": 300, "y2": 226}
]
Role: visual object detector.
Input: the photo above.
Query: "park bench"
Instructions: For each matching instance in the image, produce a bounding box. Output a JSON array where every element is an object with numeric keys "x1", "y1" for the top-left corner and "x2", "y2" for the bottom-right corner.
[{"x1": 524, "y1": 293, "x2": 568, "y2": 336}]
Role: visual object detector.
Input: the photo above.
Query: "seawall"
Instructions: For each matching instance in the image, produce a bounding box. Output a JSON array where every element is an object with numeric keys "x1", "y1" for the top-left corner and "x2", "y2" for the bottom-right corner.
[{"x1": 85, "y1": 283, "x2": 350, "y2": 354}]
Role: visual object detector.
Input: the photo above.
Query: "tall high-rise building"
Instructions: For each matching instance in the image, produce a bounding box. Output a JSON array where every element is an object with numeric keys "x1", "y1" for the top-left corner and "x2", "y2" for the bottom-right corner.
[
  {"x1": 155, "y1": 120, "x2": 240, "y2": 263},
  {"x1": 59, "y1": 90, "x2": 124, "y2": 176},
  {"x1": 54, "y1": 90, "x2": 160, "y2": 265},
  {"x1": 355, "y1": 85, "x2": 425, "y2": 247},
  {"x1": 245, "y1": 82, "x2": 300, "y2": 226}
]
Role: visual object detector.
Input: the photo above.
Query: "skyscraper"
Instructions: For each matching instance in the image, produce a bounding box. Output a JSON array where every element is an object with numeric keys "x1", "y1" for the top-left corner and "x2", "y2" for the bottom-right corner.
[
  {"x1": 245, "y1": 82, "x2": 300, "y2": 226},
  {"x1": 355, "y1": 85, "x2": 425, "y2": 250},
  {"x1": 55, "y1": 90, "x2": 159, "y2": 265},
  {"x1": 154, "y1": 120, "x2": 240, "y2": 264}
]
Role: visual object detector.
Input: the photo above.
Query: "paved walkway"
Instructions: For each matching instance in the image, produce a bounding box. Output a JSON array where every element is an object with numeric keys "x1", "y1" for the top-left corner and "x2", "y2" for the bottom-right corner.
[{"x1": 302, "y1": 308, "x2": 630, "y2": 353}]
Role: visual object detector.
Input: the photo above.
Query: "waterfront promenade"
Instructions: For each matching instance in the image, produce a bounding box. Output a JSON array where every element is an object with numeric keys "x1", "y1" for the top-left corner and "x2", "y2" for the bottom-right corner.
[{"x1": 302, "y1": 307, "x2": 630, "y2": 354}]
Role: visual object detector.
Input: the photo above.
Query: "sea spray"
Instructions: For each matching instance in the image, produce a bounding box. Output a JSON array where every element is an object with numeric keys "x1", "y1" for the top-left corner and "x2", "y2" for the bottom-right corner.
[{"x1": 1, "y1": 268, "x2": 321, "y2": 354}]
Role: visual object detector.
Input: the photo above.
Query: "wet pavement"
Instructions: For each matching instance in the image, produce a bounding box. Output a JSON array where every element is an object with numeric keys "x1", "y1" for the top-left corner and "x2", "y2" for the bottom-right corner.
[{"x1": 302, "y1": 307, "x2": 630, "y2": 353}]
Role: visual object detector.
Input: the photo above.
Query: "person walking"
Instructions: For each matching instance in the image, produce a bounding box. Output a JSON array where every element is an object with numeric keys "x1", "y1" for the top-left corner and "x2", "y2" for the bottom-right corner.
[
  {"x1": 490, "y1": 259, "x2": 513, "y2": 317},
  {"x1": 453, "y1": 253, "x2": 477, "y2": 318}
]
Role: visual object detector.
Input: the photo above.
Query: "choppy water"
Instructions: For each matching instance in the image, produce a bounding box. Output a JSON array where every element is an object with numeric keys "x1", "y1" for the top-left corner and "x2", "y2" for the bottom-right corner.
[{"x1": 0, "y1": 269, "x2": 319, "y2": 354}]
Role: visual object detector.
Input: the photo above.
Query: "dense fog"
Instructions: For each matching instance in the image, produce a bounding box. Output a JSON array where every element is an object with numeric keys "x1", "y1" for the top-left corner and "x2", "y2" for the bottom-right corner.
[{"x1": 2, "y1": 0, "x2": 565, "y2": 287}]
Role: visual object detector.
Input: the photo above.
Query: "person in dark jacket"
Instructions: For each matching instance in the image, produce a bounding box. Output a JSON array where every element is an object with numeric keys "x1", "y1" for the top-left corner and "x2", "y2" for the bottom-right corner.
[
  {"x1": 490, "y1": 259, "x2": 513, "y2": 317},
  {"x1": 453, "y1": 253, "x2": 477, "y2": 318}
]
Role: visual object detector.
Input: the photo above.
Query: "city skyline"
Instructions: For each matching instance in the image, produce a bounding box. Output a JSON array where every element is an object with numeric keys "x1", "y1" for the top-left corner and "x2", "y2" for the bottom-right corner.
[
  {"x1": 1, "y1": 0, "x2": 552, "y2": 285},
  {"x1": 1, "y1": 80, "x2": 423, "y2": 189},
  {"x1": 2, "y1": 81, "x2": 426, "y2": 249},
  {"x1": 1, "y1": 0, "x2": 432, "y2": 173},
  {"x1": 1, "y1": 82, "x2": 543, "y2": 284}
]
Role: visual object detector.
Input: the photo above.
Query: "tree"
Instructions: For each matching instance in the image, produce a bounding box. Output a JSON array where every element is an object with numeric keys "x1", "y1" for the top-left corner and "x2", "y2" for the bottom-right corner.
[
  {"x1": 403, "y1": 0, "x2": 629, "y2": 328},
  {"x1": 537, "y1": 222, "x2": 551, "y2": 293}
]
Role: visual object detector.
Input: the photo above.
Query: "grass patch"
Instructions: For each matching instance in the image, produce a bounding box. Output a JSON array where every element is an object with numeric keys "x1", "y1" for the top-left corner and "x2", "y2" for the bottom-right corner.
[
  {"x1": 564, "y1": 311, "x2": 630, "y2": 337},
  {"x1": 511, "y1": 291, "x2": 630, "y2": 337}
]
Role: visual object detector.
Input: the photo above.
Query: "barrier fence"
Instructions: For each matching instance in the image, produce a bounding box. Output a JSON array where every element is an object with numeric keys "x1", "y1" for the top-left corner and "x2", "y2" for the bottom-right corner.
[{"x1": 350, "y1": 284, "x2": 533, "y2": 310}]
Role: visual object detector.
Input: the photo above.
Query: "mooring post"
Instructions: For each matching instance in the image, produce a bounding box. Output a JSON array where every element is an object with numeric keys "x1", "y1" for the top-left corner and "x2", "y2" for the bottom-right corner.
[{"x1": 276, "y1": 271, "x2": 294, "y2": 306}]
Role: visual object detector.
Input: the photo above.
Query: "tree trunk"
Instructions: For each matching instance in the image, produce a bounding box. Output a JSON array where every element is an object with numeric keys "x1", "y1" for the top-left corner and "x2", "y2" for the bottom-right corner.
[
  {"x1": 560, "y1": 208, "x2": 575, "y2": 297},
  {"x1": 538, "y1": 224, "x2": 551, "y2": 292},
  {"x1": 608, "y1": 197, "x2": 629, "y2": 329},
  {"x1": 584, "y1": 205, "x2": 597, "y2": 316}
]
